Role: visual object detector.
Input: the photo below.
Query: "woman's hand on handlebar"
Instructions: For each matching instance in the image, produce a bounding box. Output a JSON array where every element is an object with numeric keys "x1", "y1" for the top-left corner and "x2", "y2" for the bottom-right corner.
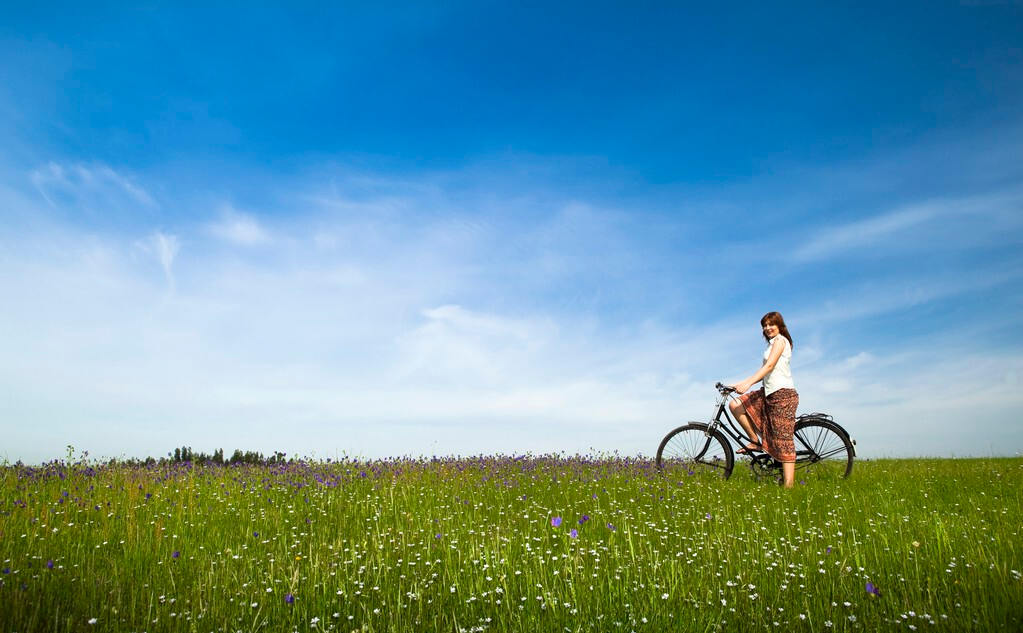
[{"x1": 732, "y1": 380, "x2": 754, "y2": 395}]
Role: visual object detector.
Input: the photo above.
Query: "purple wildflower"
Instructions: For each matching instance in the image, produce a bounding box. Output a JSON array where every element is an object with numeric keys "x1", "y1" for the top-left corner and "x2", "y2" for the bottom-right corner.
[
  {"x1": 285, "y1": 593, "x2": 295, "y2": 604},
  {"x1": 578, "y1": 514, "x2": 590, "y2": 525},
  {"x1": 569, "y1": 529, "x2": 578, "y2": 539},
  {"x1": 607, "y1": 523, "x2": 616, "y2": 532},
  {"x1": 551, "y1": 516, "x2": 562, "y2": 528},
  {"x1": 1, "y1": 568, "x2": 9, "y2": 574},
  {"x1": 866, "y1": 581, "x2": 881, "y2": 597},
  {"x1": 171, "y1": 551, "x2": 180, "y2": 559},
  {"x1": 253, "y1": 532, "x2": 259, "y2": 538},
  {"x1": 46, "y1": 560, "x2": 54, "y2": 569},
  {"x1": 826, "y1": 546, "x2": 833, "y2": 555}
]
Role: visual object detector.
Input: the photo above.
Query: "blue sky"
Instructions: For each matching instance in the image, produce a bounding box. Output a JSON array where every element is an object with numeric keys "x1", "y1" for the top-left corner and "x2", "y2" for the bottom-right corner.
[{"x1": 2, "y1": 2, "x2": 1022, "y2": 463}]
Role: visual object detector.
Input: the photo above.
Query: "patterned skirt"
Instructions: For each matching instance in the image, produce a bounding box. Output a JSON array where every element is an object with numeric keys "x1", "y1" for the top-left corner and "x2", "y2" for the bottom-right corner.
[{"x1": 738, "y1": 387, "x2": 799, "y2": 463}]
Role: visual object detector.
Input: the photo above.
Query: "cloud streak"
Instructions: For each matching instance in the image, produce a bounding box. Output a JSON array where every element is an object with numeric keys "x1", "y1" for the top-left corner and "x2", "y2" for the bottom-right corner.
[
  {"x1": 135, "y1": 231, "x2": 180, "y2": 290},
  {"x1": 207, "y1": 205, "x2": 273, "y2": 246},
  {"x1": 30, "y1": 162, "x2": 157, "y2": 210},
  {"x1": 789, "y1": 191, "x2": 1023, "y2": 263}
]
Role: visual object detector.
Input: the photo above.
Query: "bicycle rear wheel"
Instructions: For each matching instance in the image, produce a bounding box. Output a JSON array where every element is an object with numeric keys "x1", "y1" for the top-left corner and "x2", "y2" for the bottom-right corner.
[
  {"x1": 793, "y1": 418, "x2": 854, "y2": 480},
  {"x1": 656, "y1": 423, "x2": 734, "y2": 480}
]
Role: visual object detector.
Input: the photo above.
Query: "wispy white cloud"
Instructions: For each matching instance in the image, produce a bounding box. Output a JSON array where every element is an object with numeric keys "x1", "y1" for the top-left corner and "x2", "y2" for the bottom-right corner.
[
  {"x1": 789, "y1": 191, "x2": 1023, "y2": 263},
  {"x1": 207, "y1": 204, "x2": 273, "y2": 246},
  {"x1": 393, "y1": 304, "x2": 559, "y2": 384},
  {"x1": 29, "y1": 162, "x2": 157, "y2": 209},
  {"x1": 135, "y1": 231, "x2": 180, "y2": 290},
  {"x1": 793, "y1": 266, "x2": 1023, "y2": 329},
  {"x1": 792, "y1": 205, "x2": 940, "y2": 262}
]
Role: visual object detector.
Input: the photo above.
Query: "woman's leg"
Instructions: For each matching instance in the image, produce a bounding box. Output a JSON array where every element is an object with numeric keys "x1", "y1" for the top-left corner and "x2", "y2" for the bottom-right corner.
[
  {"x1": 766, "y1": 389, "x2": 799, "y2": 488},
  {"x1": 781, "y1": 462, "x2": 795, "y2": 488},
  {"x1": 729, "y1": 399, "x2": 761, "y2": 448}
]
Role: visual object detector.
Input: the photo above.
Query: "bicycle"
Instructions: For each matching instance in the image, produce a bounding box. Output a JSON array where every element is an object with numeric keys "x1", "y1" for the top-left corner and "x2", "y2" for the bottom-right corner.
[{"x1": 656, "y1": 382, "x2": 856, "y2": 481}]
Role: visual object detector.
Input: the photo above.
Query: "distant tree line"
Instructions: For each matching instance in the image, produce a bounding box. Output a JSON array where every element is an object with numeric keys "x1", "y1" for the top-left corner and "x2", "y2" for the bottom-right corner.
[
  {"x1": 2, "y1": 446, "x2": 293, "y2": 469},
  {"x1": 169, "y1": 447, "x2": 289, "y2": 465},
  {"x1": 88, "y1": 447, "x2": 292, "y2": 466}
]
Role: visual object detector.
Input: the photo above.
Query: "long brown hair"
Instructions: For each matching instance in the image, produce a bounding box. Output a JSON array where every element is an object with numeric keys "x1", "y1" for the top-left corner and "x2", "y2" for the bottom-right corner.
[{"x1": 761, "y1": 311, "x2": 793, "y2": 349}]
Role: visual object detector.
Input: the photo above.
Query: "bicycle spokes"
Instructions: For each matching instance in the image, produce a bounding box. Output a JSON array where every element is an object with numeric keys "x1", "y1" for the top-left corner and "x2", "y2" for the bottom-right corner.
[
  {"x1": 656, "y1": 423, "x2": 735, "y2": 479},
  {"x1": 793, "y1": 419, "x2": 854, "y2": 479}
]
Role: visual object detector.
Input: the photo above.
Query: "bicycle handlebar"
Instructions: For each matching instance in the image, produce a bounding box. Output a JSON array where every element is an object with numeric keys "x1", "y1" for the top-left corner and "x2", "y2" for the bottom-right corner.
[{"x1": 715, "y1": 382, "x2": 736, "y2": 395}]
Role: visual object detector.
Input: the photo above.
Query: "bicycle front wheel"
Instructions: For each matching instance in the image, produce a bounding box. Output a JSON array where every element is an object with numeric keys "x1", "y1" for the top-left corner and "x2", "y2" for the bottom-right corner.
[
  {"x1": 793, "y1": 418, "x2": 854, "y2": 480},
  {"x1": 656, "y1": 423, "x2": 734, "y2": 480}
]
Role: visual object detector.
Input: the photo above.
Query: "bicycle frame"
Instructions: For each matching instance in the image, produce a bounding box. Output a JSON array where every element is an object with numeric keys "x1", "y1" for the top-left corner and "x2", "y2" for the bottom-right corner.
[{"x1": 706, "y1": 385, "x2": 756, "y2": 448}]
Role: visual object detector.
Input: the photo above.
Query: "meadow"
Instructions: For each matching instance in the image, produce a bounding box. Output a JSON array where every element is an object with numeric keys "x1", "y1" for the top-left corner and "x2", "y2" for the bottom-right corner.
[{"x1": 1, "y1": 453, "x2": 1020, "y2": 632}]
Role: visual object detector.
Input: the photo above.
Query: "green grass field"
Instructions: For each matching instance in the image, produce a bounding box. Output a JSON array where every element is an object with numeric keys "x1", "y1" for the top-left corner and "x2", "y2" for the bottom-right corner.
[{"x1": 1, "y1": 454, "x2": 1020, "y2": 632}]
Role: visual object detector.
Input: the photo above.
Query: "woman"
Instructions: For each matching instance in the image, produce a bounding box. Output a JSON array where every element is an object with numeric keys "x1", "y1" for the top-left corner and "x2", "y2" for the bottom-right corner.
[{"x1": 729, "y1": 311, "x2": 799, "y2": 487}]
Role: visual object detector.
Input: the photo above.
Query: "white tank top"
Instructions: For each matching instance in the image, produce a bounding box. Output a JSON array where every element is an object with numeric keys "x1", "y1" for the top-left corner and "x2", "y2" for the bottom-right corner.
[{"x1": 763, "y1": 335, "x2": 794, "y2": 395}]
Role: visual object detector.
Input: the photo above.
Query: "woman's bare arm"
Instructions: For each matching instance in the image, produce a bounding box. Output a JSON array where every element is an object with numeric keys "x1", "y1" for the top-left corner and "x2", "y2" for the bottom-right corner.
[{"x1": 732, "y1": 337, "x2": 786, "y2": 394}]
